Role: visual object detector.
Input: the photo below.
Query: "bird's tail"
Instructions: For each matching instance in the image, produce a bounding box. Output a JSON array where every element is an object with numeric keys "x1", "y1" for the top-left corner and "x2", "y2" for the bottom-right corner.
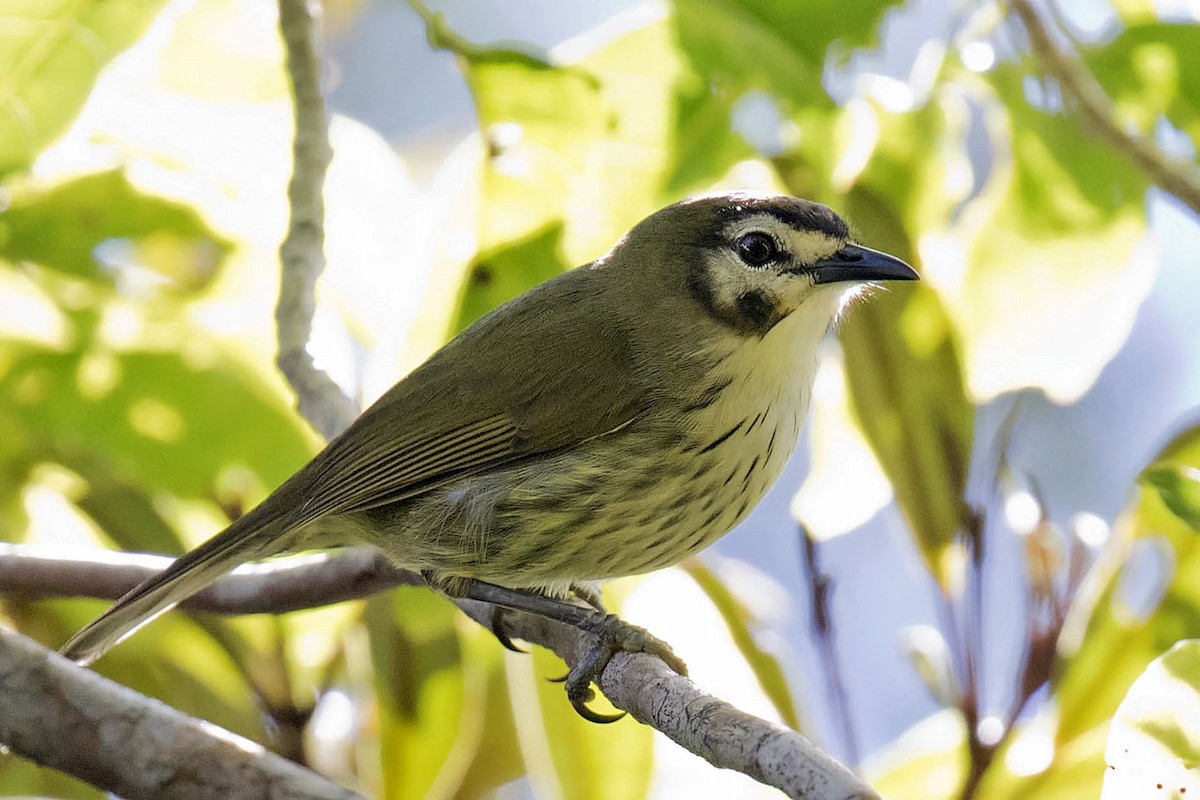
[{"x1": 60, "y1": 498, "x2": 296, "y2": 666}]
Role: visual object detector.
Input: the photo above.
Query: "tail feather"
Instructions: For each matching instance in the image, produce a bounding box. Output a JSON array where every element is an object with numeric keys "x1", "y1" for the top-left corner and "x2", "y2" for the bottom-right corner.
[{"x1": 61, "y1": 502, "x2": 293, "y2": 666}]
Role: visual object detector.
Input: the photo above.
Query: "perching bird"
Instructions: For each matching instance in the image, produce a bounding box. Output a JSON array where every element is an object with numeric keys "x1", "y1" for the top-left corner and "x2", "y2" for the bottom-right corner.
[{"x1": 62, "y1": 192, "x2": 917, "y2": 719}]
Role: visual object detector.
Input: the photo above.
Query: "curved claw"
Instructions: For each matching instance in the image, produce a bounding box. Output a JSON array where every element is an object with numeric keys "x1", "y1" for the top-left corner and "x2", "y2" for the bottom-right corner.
[
  {"x1": 570, "y1": 695, "x2": 626, "y2": 724},
  {"x1": 489, "y1": 606, "x2": 526, "y2": 653},
  {"x1": 545, "y1": 671, "x2": 569, "y2": 683}
]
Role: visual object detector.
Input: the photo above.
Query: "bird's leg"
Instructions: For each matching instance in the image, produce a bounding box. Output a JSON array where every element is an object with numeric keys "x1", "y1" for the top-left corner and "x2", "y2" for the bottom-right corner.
[
  {"x1": 441, "y1": 577, "x2": 687, "y2": 723},
  {"x1": 569, "y1": 581, "x2": 607, "y2": 613}
]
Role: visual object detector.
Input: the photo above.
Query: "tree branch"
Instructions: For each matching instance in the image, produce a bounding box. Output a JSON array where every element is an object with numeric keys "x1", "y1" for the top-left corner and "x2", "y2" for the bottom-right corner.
[
  {"x1": 0, "y1": 543, "x2": 420, "y2": 613},
  {"x1": 0, "y1": 628, "x2": 365, "y2": 800},
  {"x1": 276, "y1": 0, "x2": 359, "y2": 440},
  {"x1": 1009, "y1": 0, "x2": 1200, "y2": 216},
  {"x1": 0, "y1": 547, "x2": 879, "y2": 800}
]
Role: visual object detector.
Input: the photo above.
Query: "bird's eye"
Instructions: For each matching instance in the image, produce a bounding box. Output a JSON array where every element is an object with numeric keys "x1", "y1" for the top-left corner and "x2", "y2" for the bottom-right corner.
[{"x1": 735, "y1": 232, "x2": 777, "y2": 267}]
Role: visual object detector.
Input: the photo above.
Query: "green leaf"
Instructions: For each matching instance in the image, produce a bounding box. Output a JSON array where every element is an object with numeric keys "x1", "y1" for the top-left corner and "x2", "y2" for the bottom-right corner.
[
  {"x1": 2, "y1": 343, "x2": 315, "y2": 505},
  {"x1": 366, "y1": 588, "x2": 470, "y2": 800},
  {"x1": 1102, "y1": 640, "x2": 1200, "y2": 799},
  {"x1": 977, "y1": 421, "x2": 1200, "y2": 798},
  {"x1": 451, "y1": 223, "x2": 567, "y2": 336},
  {"x1": 1142, "y1": 464, "x2": 1200, "y2": 533},
  {"x1": 837, "y1": 191, "x2": 974, "y2": 587},
  {"x1": 864, "y1": 711, "x2": 966, "y2": 800},
  {"x1": 681, "y1": 559, "x2": 802, "y2": 730},
  {"x1": 1086, "y1": 23, "x2": 1200, "y2": 153},
  {"x1": 0, "y1": 169, "x2": 231, "y2": 289},
  {"x1": 0, "y1": 0, "x2": 169, "y2": 175},
  {"x1": 946, "y1": 64, "x2": 1151, "y2": 403},
  {"x1": 508, "y1": 644, "x2": 654, "y2": 800}
]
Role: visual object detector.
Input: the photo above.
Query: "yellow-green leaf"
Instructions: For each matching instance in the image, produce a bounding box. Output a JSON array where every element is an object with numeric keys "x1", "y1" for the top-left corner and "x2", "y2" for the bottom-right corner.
[
  {"x1": 1102, "y1": 640, "x2": 1200, "y2": 800},
  {"x1": 681, "y1": 559, "x2": 801, "y2": 730},
  {"x1": 0, "y1": 0, "x2": 168, "y2": 175}
]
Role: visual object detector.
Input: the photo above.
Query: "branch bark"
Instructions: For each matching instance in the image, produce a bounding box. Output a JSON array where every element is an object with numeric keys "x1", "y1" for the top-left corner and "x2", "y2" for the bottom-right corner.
[
  {"x1": 1009, "y1": 0, "x2": 1200, "y2": 217},
  {"x1": 276, "y1": 0, "x2": 359, "y2": 440},
  {"x1": 0, "y1": 548, "x2": 879, "y2": 800},
  {"x1": 0, "y1": 628, "x2": 364, "y2": 800},
  {"x1": 0, "y1": 543, "x2": 420, "y2": 613}
]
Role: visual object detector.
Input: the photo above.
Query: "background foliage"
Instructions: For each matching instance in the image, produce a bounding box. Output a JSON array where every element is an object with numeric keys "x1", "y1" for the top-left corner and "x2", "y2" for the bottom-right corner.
[{"x1": 1, "y1": 0, "x2": 1198, "y2": 797}]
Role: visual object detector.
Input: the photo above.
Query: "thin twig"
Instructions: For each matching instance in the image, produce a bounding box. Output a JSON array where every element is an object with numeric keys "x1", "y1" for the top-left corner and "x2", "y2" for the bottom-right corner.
[
  {"x1": 0, "y1": 629, "x2": 365, "y2": 800},
  {"x1": 276, "y1": 0, "x2": 359, "y2": 440},
  {"x1": 799, "y1": 527, "x2": 859, "y2": 766},
  {"x1": 0, "y1": 543, "x2": 419, "y2": 613},
  {"x1": 1009, "y1": 0, "x2": 1200, "y2": 217}
]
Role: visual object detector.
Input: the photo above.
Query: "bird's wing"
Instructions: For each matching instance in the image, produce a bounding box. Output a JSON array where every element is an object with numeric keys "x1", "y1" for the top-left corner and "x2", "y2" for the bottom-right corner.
[{"x1": 286, "y1": 266, "x2": 646, "y2": 523}]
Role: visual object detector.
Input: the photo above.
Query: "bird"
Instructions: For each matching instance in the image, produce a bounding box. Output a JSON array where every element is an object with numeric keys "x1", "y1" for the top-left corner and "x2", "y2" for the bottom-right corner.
[{"x1": 61, "y1": 192, "x2": 917, "y2": 720}]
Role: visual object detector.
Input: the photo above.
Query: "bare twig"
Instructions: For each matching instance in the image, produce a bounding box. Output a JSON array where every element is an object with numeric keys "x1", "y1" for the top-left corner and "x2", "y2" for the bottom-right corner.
[
  {"x1": 1009, "y1": 0, "x2": 1200, "y2": 216},
  {"x1": 0, "y1": 543, "x2": 419, "y2": 613},
  {"x1": 276, "y1": 0, "x2": 359, "y2": 440},
  {"x1": 0, "y1": 628, "x2": 364, "y2": 800},
  {"x1": 800, "y1": 526, "x2": 859, "y2": 766}
]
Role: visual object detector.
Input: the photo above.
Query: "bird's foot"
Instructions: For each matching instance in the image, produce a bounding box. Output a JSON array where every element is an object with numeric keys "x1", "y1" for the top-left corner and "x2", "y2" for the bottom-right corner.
[{"x1": 564, "y1": 614, "x2": 688, "y2": 723}]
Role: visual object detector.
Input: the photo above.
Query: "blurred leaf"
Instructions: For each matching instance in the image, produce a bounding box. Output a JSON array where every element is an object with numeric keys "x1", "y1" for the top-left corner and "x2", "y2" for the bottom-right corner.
[
  {"x1": 864, "y1": 711, "x2": 966, "y2": 800},
  {"x1": 451, "y1": 637, "x2": 525, "y2": 800},
  {"x1": 0, "y1": 752, "x2": 105, "y2": 799},
  {"x1": 1101, "y1": 640, "x2": 1200, "y2": 800},
  {"x1": 508, "y1": 643, "x2": 654, "y2": 800},
  {"x1": 792, "y1": 349, "x2": 894, "y2": 540},
  {"x1": 444, "y1": 8, "x2": 688, "y2": 268},
  {"x1": 837, "y1": 190, "x2": 974, "y2": 587},
  {"x1": 1141, "y1": 464, "x2": 1200, "y2": 533},
  {"x1": 1086, "y1": 24, "x2": 1200, "y2": 151},
  {"x1": 1, "y1": 169, "x2": 231, "y2": 289},
  {"x1": 681, "y1": 559, "x2": 801, "y2": 730},
  {"x1": 0, "y1": 0, "x2": 168, "y2": 175},
  {"x1": 945, "y1": 65, "x2": 1151, "y2": 403},
  {"x1": 1, "y1": 345, "x2": 315, "y2": 509},
  {"x1": 977, "y1": 421, "x2": 1200, "y2": 797},
  {"x1": 366, "y1": 588, "x2": 468, "y2": 800},
  {"x1": 451, "y1": 223, "x2": 566, "y2": 335}
]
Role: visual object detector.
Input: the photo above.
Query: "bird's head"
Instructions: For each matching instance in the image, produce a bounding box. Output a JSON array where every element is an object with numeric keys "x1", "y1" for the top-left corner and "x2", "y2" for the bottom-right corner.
[{"x1": 608, "y1": 192, "x2": 918, "y2": 337}]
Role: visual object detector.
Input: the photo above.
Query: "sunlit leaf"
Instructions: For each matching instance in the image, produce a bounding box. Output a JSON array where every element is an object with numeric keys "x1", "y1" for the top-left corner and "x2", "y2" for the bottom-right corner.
[
  {"x1": 681, "y1": 559, "x2": 801, "y2": 730},
  {"x1": 507, "y1": 643, "x2": 654, "y2": 800},
  {"x1": 1086, "y1": 23, "x2": 1200, "y2": 152},
  {"x1": 1141, "y1": 464, "x2": 1200, "y2": 533},
  {"x1": 0, "y1": 169, "x2": 230, "y2": 289},
  {"x1": 792, "y1": 347, "x2": 893, "y2": 540},
  {"x1": 366, "y1": 588, "x2": 467, "y2": 800},
  {"x1": 1, "y1": 346, "x2": 315, "y2": 506},
  {"x1": 940, "y1": 65, "x2": 1152, "y2": 403},
  {"x1": 1102, "y1": 640, "x2": 1200, "y2": 800},
  {"x1": 863, "y1": 710, "x2": 966, "y2": 800},
  {"x1": 837, "y1": 191, "x2": 974, "y2": 587},
  {"x1": 0, "y1": 0, "x2": 168, "y2": 175},
  {"x1": 977, "y1": 421, "x2": 1200, "y2": 797},
  {"x1": 450, "y1": 223, "x2": 566, "y2": 335}
]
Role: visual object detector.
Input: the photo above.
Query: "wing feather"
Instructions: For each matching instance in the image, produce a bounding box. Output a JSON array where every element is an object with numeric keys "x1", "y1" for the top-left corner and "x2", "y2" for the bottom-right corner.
[{"x1": 277, "y1": 266, "x2": 646, "y2": 527}]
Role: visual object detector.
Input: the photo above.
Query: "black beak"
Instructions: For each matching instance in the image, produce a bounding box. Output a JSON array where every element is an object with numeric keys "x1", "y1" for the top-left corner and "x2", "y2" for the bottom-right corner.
[{"x1": 804, "y1": 243, "x2": 919, "y2": 285}]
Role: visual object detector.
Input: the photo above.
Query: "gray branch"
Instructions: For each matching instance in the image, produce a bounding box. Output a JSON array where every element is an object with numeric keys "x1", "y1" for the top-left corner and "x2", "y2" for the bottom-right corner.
[
  {"x1": 275, "y1": 0, "x2": 359, "y2": 440},
  {"x1": 0, "y1": 543, "x2": 420, "y2": 613},
  {"x1": 0, "y1": 628, "x2": 364, "y2": 800},
  {"x1": 0, "y1": 547, "x2": 878, "y2": 799}
]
